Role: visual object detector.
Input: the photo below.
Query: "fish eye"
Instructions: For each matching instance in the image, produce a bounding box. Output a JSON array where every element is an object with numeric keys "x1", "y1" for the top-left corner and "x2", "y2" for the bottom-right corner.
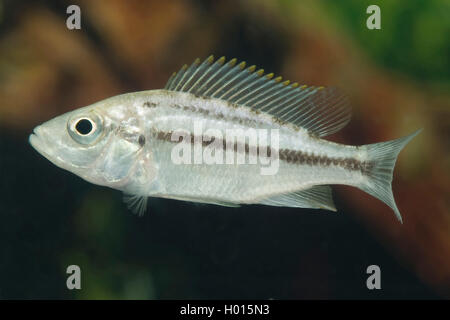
[
  {"x1": 75, "y1": 118, "x2": 93, "y2": 135},
  {"x1": 68, "y1": 113, "x2": 104, "y2": 145}
]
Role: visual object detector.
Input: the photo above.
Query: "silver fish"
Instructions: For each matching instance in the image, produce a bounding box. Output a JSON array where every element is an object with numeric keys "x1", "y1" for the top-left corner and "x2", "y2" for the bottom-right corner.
[{"x1": 29, "y1": 56, "x2": 420, "y2": 222}]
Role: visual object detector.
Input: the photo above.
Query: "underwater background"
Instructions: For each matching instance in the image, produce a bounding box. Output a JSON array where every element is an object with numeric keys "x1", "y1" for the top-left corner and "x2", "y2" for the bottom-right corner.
[{"x1": 0, "y1": 0, "x2": 448, "y2": 299}]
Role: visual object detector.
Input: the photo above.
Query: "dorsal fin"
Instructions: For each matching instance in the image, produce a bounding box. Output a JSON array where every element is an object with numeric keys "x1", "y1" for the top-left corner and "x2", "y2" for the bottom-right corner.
[{"x1": 165, "y1": 56, "x2": 351, "y2": 137}]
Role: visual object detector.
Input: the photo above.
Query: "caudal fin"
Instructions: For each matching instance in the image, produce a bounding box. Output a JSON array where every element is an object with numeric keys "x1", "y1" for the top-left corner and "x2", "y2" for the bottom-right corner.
[{"x1": 359, "y1": 129, "x2": 422, "y2": 223}]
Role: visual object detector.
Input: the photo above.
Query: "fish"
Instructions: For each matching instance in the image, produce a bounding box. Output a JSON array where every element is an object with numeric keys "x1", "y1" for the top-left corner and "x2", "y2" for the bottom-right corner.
[{"x1": 29, "y1": 55, "x2": 421, "y2": 222}]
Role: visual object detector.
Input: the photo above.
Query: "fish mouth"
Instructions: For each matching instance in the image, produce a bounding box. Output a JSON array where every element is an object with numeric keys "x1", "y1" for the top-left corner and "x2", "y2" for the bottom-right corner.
[
  {"x1": 29, "y1": 126, "x2": 57, "y2": 165},
  {"x1": 29, "y1": 126, "x2": 45, "y2": 154}
]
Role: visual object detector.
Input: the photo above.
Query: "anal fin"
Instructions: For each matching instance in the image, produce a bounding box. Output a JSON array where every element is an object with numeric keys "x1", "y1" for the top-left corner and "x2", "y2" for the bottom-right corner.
[
  {"x1": 166, "y1": 195, "x2": 240, "y2": 207},
  {"x1": 257, "y1": 185, "x2": 336, "y2": 211}
]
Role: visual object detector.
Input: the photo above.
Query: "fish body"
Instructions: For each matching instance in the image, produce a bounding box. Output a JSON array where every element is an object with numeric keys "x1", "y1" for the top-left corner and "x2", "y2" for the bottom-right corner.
[{"x1": 29, "y1": 56, "x2": 420, "y2": 222}]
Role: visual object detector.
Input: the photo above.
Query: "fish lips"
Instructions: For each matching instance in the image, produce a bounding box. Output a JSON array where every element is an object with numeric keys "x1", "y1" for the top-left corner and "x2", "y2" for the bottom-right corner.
[
  {"x1": 29, "y1": 126, "x2": 48, "y2": 156},
  {"x1": 29, "y1": 126, "x2": 66, "y2": 170}
]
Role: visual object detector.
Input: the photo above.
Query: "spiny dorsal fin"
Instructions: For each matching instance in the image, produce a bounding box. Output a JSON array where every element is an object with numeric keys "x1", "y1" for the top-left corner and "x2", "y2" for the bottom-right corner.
[
  {"x1": 165, "y1": 56, "x2": 351, "y2": 137},
  {"x1": 257, "y1": 185, "x2": 336, "y2": 211}
]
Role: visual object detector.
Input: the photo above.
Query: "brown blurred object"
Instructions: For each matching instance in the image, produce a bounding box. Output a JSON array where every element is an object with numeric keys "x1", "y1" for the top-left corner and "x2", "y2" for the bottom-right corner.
[
  {"x1": 0, "y1": 0, "x2": 448, "y2": 297},
  {"x1": 0, "y1": 7, "x2": 121, "y2": 129}
]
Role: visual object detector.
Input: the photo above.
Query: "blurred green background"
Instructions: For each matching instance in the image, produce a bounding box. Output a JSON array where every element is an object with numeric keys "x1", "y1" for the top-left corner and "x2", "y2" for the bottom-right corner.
[{"x1": 0, "y1": 0, "x2": 448, "y2": 299}]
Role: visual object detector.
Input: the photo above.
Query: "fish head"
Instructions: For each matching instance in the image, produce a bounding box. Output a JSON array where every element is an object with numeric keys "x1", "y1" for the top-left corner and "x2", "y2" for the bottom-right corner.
[{"x1": 29, "y1": 102, "x2": 148, "y2": 189}]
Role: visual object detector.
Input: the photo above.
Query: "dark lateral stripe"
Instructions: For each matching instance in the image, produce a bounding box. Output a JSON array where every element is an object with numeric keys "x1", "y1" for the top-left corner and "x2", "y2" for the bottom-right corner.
[
  {"x1": 278, "y1": 148, "x2": 374, "y2": 174},
  {"x1": 153, "y1": 130, "x2": 374, "y2": 173},
  {"x1": 155, "y1": 130, "x2": 274, "y2": 157},
  {"x1": 143, "y1": 100, "x2": 275, "y2": 128}
]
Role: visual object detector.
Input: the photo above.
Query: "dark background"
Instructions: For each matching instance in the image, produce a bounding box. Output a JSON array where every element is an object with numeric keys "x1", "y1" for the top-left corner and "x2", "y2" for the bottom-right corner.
[{"x1": 0, "y1": 0, "x2": 448, "y2": 299}]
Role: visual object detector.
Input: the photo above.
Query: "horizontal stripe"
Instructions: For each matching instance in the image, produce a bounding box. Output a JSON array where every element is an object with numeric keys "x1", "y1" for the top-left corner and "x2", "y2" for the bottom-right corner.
[
  {"x1": 143, "y1": 99, "x2": 287, "y2": 129},
  {"x1": 152, "y1": 130, "x2": 373, "y2": 173}
]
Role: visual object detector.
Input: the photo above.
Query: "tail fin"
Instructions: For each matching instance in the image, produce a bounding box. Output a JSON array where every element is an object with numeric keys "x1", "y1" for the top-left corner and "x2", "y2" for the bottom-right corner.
[{"x1": 359, "y1": 129, "x2": 422, "y2": 223}]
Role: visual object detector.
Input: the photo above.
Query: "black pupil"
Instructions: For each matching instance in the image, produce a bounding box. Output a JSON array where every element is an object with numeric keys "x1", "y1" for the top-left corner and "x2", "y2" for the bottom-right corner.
[{"x1": 75, "y1": 119, "x2": 93, "y2": 135}]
